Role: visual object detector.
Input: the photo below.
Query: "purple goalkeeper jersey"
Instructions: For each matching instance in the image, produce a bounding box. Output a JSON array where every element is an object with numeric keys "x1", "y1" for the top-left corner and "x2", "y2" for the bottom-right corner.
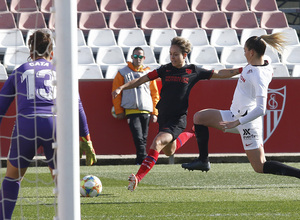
[{"x1": 0, "y1": 58, "x2": 89, "y2": 136}]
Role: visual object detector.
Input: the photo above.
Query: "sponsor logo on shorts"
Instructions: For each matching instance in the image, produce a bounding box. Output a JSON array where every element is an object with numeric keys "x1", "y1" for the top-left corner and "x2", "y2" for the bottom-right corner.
[
  {"x1": 263, "y1": 86, "x2": 286, "y2": 143},
  {"x1": 242, "y1": 129, "x2": 257, "y2": 140}
]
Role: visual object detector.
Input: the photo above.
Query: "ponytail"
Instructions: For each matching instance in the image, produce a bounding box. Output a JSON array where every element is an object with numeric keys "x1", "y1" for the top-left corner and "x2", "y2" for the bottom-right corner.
[{"x1": 245, "y1": 32, "x2": 287, "y2": 57}]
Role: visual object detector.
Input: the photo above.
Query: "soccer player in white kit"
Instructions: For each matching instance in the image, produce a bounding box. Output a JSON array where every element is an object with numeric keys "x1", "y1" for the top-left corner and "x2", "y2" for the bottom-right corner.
[{"x1": 182, "y1": 33, "x2": 300, "y2": 179}]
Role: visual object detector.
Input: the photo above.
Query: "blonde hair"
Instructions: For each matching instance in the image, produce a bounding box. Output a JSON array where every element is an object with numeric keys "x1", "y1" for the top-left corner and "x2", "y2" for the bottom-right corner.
[
  {"x1": 171, "y1": 36, "x2": 192, "y2": 54},
  {"x1": 245, "y1": 32, "x2": 287, "y2": 56},
  {"x1": 260, "y1": 32, "x2": 287, "y2": 54}
]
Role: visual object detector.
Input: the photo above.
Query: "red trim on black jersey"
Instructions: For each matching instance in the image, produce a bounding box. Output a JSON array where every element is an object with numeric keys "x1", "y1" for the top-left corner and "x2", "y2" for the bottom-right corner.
[{"x1": 147, "y1": 70, "x2": 159, "y2": 80}]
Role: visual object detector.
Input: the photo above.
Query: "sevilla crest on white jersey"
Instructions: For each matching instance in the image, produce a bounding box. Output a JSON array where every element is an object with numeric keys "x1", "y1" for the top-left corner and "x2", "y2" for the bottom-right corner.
[{"x1": 263, "y1": 86, "x2": 286, "y2": 143}]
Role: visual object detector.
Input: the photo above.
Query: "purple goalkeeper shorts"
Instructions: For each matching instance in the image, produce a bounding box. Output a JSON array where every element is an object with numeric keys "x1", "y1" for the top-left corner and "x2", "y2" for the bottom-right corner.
[{"x1": 8, "y1": 115, "x2": 56, "y2": 169}]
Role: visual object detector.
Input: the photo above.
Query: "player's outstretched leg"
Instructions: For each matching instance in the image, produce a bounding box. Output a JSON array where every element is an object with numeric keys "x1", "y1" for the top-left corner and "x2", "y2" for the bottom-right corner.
[
  {"x1": 182, "y1": 158, "x2": 211, "y2": 172},
  {"x1": 263, "y1": 161, "x2": 300, "y2": 178},
  {"x1": 175, "y1": 127, "x2": 195, "y2": 152},
  {"x1": 182, "y1": 124, "x2": 210, "y2": 172},
  {"x1": 128, "y1": 173, "x2": 138, "y2": 192},
  {"x1": 127, "y1": 149, "x2": 159, "y2": 191}
]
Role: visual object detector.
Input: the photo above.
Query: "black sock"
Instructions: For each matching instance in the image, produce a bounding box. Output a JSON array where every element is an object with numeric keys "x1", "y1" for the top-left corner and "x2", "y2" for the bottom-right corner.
[
  {"x1": 263, "y1": 161, "x2": 300, "y2": 178},
  {"x1": 194, "y1": 124, "x2": 209, "y2": 162}
]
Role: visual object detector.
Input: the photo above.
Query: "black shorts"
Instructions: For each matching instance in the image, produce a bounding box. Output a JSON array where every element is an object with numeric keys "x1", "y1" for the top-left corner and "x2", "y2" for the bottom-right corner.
[{"x1": 157, "y1": 114, "x2": 187, "y2": 141}]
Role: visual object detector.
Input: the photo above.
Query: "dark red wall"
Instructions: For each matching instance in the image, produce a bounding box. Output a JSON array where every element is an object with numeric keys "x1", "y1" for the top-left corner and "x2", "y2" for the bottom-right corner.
[{"x1": 1, "y1": 78, "x2": 299, "y2": 156}]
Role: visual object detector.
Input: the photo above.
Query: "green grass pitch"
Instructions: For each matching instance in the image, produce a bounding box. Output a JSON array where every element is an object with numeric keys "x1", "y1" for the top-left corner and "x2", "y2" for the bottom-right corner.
[{"x1": 3, "y1": 163, "x2": 300, "y2": 219}]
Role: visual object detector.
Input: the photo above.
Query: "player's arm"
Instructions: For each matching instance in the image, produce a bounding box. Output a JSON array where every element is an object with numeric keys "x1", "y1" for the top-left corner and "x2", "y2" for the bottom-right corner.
[
  {"x1": 220, "y1": 96, "x2": 266, "y2": 130},
  {"x1": 79, "y1": 97, "x2": 97, "y2": 166},
  {"x1": 211, "y1": 68, "x2": 243, "y2": 78},
  {"x1": 0, "y1": 74, "x2": 16, "y2": 124},
  {"x1": 112, "y1": 74, "x2": 150, "y2": 99}
]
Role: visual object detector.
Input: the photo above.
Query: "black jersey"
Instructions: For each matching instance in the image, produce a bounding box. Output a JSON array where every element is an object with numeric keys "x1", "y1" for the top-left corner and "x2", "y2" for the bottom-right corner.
[{"x1": 148, "y1": 63, "x2": 213, "y2": 116}]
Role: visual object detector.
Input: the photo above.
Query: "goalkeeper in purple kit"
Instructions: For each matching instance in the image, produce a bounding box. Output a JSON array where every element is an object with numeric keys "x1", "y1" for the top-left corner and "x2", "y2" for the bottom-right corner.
[{"x1": 0, "y1": 30, "x2": 96, "y2": 219}]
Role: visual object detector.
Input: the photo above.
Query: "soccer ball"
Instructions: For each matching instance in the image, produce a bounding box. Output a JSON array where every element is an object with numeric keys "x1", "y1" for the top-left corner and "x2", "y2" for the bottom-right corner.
[
  {"x1": 80, "y1": 175, "x2": 102, "y2": 197},
  {"x1": 111, "y1": 106, "x2": 117, "y2": 118}
]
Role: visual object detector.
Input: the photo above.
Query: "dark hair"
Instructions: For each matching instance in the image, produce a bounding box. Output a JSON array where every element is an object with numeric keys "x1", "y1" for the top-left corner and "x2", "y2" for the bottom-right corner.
[
  {"x1": 28, "y1": 30, "x2": 53, "y2": 58},
  {"x1": 132, "y1": 47, "x2": 144, "y2": 55},
  {"x1": 245, "y1": 32, "x2": 287, "y2": 57},
  {"x1": 171, "y1": 37, "x2": 192, "y2": 54}
]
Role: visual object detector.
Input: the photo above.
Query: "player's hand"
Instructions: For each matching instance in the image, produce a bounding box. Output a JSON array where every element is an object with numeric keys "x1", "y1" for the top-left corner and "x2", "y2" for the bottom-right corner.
[
  {"x1": 80, "y1": 137, "x2": 97, "y2": 166},
  {"x1": 151, "y1": 115, "x2": 157, "y2": 123},
  {"x1": 116, "y1": 112, "x2": 126, "y2": 120},
  {"x1": 112, "y1": 88, "x2": 122, "y2": 99},
  {"x1": 219, "y1": 120, "x2": 240, "y2": 132}
]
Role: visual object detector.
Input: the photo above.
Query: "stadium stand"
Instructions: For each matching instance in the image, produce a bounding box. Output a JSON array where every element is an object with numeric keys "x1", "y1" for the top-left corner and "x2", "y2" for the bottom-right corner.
[
  {"x1": 0, "y1": 0, "x2": 8, "y2": 12},
  {"x1": 0, "y1": 11, "x2": 17, "y2": 29},
  {"x1": 272, "y1": 28, "x2": 300, "y2": 46},
  {"x1": 47, "y1": 12, "x2": 55, "y2": 30},
  {"x1": 281, "y1": 45, "x2": 300, "y2": 70},
  {"x1": 271, "y1": 63, "x2": 290, "y2": 77},
  {"x1": 0, "y1": 29, "x2": 25, "y2": 54},
  {"x1": 161, "y1": 0, "x2": 190, "y2": 18},
  {"x1": 0, "y1": 63, "x2": 7, "y2": 80},
  {"x1": 77, "y1": 46, "x2": 95, "y2": 65},
  {"x1": 220, "y1": 0, "x2": 249, "y2": 17},
  {"x1": 190, "y1": 0, "x2": 220, "y2": 18},
  {"x1": 264, "y1": 46, "x2": 281, "y2": 64},
  {"x1": 189, "y1": 45, "x2": 221, "y2": 66},
  {"x1": 3, "y1": 46, "x2": 30, "y2": 72},
  {"x1": 140, "y1": 11, "x2": 170, "y2": 36},
  {"x1": 230, "y1": 11, "x2": 259, "y2": 35},
  {"x1": 77, "y1": 64, "x2": 104, "y2": 79},
  {"x1": 108, "y1": 11, "x2": 138, "y2": 35},
  {"x1": 117, "y1": 28, "x2": 148, "y2": 53},
  {"x1": 78, "y1": 11, "x2": 108, "y2": 35},
  {"x1": 77, "y1": 29, "x2": 87, "y2": 47},
  {"x1": 200, "y1": 11, "x2": 229, "y2": 35},
  {"x1": 87, "y1": 29, "x2": 117, "y2": 53},
  {"x1": 170, "y1": 11, "x2": 199, "y2": 35},
  {"x1": 10, "y1": 0, "x2": 38, "y2": 14},
  {"x1": 250, "y1": 0, "x2": 279, "y2": 18},
  {"x1": 96, "y1": 46, "x2": 127, "y2": 72},
  {"x1": 158, "y1": 46, "x2": 170, "y2": 65},
  {"x1": 220, "y1": 45, "x2": 248, "y2": 68},
  {"x1": 17, "y1": 12, "x2": 47, "y2": 33},
  {"x1": 260, "y1": 11, "x2": 289, "y2": 33},
  {"x1": 292, "y1": 65, "x2": 300, "y2": 77},
  {"x1": 77, "y1": 0, "x2": 99, "y2": 12},
  {"x1": 131, "y1": 0, "x2": 160, "y2": 18},
  {"x1": 180, "y1": 28, "x2": 210, "y2": 47},
  {"x1": 149, "y1": 28, "x2": 177, "y2": 53},
  {"x1": 100, "y1": 0, "x2": 129, "y2": 18},
  {"x1": 105, "y1": 65, "x2": 125, "y2": 79},
  {"x1": 210, "y1": 28, "x2": 240, "y2": 53},
  {"x1": 240, "y1": 28, "x2": 267, "y2": 46},
  {"x1": 40, "y1": 0, "x2": 53, "y2": 20}
]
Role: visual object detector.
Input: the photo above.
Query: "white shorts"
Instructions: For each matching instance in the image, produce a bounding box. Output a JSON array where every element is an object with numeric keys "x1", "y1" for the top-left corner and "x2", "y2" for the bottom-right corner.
[{"x1": 220, "y1": 110, "x2": 263, "y2": 151}]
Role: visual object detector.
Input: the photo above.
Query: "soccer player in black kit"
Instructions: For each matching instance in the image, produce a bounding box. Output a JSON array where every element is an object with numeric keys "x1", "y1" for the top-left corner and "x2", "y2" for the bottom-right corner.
[{"x1": 112, "y1": 37, "x2": 243, "y2": 191}]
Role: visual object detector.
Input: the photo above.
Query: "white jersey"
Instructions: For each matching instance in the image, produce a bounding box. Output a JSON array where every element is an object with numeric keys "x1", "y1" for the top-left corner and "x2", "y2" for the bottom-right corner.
[{"x1": 230, "y1": 61, "x2": 273, "y2": 117}]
